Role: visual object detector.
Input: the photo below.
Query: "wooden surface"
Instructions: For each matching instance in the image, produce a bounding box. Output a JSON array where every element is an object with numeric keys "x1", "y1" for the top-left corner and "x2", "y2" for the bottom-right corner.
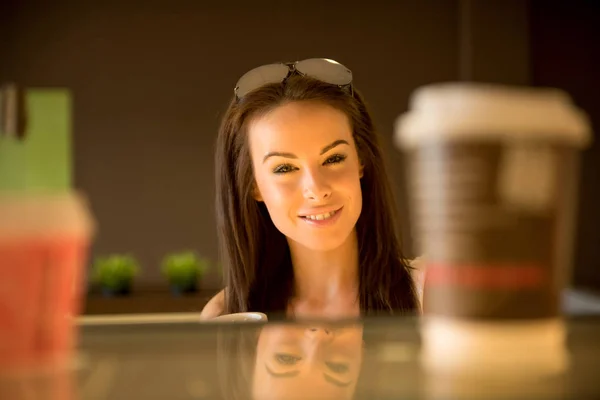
[
  {"x1": 83, "y1": 290, "x2": 218, "y2": 315},
  {"x1": 82, "y1": 288, "x2": 600, "y2": 316}
]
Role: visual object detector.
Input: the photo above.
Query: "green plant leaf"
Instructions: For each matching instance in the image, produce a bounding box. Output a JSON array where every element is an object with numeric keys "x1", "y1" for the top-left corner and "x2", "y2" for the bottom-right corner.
[
  {"x1": 161, "y1": 250, "x2": 210, "y2": 287},
  {"x1": 92, "y1": 254, "x2": 140, "y2": 290}
]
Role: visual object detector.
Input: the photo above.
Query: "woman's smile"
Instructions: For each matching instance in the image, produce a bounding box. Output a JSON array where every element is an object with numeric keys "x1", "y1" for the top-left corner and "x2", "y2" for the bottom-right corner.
[{"x1": 298, "y1": 207, "x2": 344, "y2": 227}]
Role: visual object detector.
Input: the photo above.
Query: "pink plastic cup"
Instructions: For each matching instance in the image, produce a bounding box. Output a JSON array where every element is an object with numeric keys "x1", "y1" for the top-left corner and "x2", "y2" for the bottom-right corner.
[{"x1": 0, "y1": 192, "x2": 94, "y2": 372}]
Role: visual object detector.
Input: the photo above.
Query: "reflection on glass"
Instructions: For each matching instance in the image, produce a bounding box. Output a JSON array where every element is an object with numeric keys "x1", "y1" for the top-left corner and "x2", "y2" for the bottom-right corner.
[
  {"x1": 254, "y1": 324, "x2": 363, "y2": 400},
  {"x1": 217, "y1": 323, "x2": 364, "y2": 400}
]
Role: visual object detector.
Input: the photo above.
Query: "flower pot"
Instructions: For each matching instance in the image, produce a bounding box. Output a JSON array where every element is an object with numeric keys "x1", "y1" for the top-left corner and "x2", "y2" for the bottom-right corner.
[
  {"x1": 101, "y1": 284, "x2": 132, "y2": 297},
  {"x1": 169, "y1": 281, "x2": 198, "y2": 296}
]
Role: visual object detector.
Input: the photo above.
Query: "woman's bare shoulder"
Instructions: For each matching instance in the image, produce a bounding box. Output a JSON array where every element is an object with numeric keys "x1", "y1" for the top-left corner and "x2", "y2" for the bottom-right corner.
[
  {"x1": 199, "y1": 289, "x2": 225, "y2": 320},
  {"x1": 409, "y1": 256, "x2": 425, "y2": 312}
]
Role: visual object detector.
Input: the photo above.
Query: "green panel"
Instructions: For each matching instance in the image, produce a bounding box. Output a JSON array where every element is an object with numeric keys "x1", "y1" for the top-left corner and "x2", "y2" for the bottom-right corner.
[
  {"x1": 0, "y1": 89, "x2": 72, "y2": 192},
  {"x1": 0, "y1": 133, "x2": 27, "y2": 190}
]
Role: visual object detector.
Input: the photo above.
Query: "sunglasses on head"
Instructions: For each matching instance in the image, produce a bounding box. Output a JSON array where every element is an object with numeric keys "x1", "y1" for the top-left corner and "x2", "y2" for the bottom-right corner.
[{"x1": 234, "y1": 58, "x2": 353, "y2": 100}]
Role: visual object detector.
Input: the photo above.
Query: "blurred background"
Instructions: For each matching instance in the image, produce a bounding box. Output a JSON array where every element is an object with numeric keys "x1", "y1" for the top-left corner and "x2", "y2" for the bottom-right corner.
[{"x1": 1, "y1": 0, "x2": 598, "y2": 314}]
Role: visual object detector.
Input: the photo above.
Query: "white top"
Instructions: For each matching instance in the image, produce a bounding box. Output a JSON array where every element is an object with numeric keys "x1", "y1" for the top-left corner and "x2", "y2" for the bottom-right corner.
[{"x1": 395, "y1": 83, "x2": 592, "y2": 149}]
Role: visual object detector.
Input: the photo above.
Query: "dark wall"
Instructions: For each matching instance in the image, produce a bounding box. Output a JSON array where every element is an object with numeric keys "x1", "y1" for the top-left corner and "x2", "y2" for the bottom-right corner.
[
  {"x1": 529, "y1": 0, "x2": 600, "y2": 289},
  {"x1": 1, "y1": 1, "x2": 460, "y2": 287},
  {"x1": 4, "y1": 1, "x2": 596, "y2": 290}
]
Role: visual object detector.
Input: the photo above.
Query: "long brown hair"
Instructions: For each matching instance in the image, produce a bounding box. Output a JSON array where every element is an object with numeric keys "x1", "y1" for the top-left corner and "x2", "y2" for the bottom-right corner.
[{"x1": 215, "y1": 75, "x2": 419, "y2": 317}]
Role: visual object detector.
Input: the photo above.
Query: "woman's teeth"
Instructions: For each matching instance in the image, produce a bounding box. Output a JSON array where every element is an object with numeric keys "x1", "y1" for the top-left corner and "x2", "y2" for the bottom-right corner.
[{"x1": 304, "y1": 210, "x2": 337, "y2": 221}]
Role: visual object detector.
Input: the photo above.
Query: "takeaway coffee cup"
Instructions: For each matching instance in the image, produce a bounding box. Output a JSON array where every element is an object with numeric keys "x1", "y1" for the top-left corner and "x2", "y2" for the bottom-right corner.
[{"x1": 395, "y1": 83, "x2": 591, "y2": 376}]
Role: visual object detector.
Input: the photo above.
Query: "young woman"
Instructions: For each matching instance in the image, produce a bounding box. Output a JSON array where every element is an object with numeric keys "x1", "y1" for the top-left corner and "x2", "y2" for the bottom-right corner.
[{"x1": 203, "y1": 58, "x2": 419, "y2": 320}]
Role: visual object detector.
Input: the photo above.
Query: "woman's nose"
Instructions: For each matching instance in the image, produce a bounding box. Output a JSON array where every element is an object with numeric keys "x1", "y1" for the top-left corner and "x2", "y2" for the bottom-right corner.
[
  {"x1": 302, "y1": 170, "x2": 331, "y2": 201},
  {"x1": 305, "y1": 327, "x2": 334, "y2": 342}
]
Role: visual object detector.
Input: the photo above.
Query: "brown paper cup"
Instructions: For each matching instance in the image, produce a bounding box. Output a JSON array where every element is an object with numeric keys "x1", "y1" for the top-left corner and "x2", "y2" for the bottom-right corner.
[{"x1": 395, "y1": 83, "x2": 591, "y2": 376}]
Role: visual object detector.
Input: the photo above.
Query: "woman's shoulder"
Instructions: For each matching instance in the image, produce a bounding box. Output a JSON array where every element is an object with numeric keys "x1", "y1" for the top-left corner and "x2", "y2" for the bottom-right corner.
[
  {"x1": 408, "y1": 256, "x2": 425, "y2": 311},
  {"x1": 200, "y1": 289, "x2": 225, "y2": 320}
]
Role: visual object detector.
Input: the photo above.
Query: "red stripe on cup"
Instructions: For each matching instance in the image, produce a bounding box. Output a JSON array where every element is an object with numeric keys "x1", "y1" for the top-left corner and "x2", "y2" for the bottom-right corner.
[
  {"x1": 0, "y1": 237, "x2": 88, "y2": 369},
  {"x1": 425, "y1": 263, "x2": 547, "y2": 289}
]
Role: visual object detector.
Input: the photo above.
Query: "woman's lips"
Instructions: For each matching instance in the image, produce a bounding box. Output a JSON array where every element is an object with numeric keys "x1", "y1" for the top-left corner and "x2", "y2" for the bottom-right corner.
[{"x1": 298, "y1": 207, "x2": 343, "y2": 227}]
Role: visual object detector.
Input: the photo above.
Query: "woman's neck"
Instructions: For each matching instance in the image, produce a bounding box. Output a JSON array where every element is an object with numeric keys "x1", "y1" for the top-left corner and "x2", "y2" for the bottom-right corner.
[{"x1": 287, "y1": 231, "x2": 360, "y2": 312}]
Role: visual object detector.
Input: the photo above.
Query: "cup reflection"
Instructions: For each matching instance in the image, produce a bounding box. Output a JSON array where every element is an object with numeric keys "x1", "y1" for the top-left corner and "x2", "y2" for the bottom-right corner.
[{"x1": 0, "y1": 366, "x2": 75, "y2": 400}]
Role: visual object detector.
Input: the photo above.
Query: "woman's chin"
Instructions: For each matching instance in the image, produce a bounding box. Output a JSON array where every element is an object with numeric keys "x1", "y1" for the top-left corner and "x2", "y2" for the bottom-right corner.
[{"x1": 291, "y1": 233, "x2": 354, "y2": 252}]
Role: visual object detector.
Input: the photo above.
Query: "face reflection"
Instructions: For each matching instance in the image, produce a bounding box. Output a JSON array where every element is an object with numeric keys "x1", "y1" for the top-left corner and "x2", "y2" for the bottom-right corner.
[
  {"x1": 248, "y1": 101, "x2": 363, "y2": 251},
  {"x1": 252, "y1": 324, "x2": 364, "y2": 400}
]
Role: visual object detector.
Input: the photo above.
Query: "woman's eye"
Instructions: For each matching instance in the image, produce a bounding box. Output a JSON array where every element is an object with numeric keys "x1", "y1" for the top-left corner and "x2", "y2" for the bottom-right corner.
[
  {"x1": 323, "y1": 154, "x2": 347, "y2": 165},
  {"x1": 275, "y1": 353, "x2": 301, "y2": 365},
  {"x1": 273, "y1": 164, "x2": 297, "y2": 174},
  {"x1": 325, "y1": 361, "x2": 349, "y2": 374}
]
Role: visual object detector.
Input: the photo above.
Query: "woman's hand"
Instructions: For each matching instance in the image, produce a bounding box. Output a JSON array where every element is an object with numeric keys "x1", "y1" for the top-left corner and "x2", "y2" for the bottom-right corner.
[{"x1": 200, "y1": 289, "x2": 225, "y2": 320}]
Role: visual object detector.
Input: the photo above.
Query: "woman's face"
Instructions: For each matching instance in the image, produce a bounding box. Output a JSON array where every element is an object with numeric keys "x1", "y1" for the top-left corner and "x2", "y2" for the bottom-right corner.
[
  {"x1": 248, "y1": 101, "x2": 363, "y2": 251},
  {"x1": 252, "y1": 324, "x2": 364, "y2": 400}
]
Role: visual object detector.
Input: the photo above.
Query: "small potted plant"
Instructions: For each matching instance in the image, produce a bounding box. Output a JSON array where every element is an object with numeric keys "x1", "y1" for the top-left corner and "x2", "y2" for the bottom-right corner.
[
  {"x1": 92, "y1": 254, "x2": 140, "y2": 297},
  {"x1": 161, "y1": 251, "x2": 209, "y2": 295}
]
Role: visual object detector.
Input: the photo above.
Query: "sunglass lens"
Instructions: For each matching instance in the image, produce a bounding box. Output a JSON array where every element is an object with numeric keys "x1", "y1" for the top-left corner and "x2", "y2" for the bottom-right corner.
[
  {"x1": 235, "y1": 64, "x2": 290, "y2": 99},
  {"x1": 296, "y1": 58, "x2": 352, "y2": 86}
]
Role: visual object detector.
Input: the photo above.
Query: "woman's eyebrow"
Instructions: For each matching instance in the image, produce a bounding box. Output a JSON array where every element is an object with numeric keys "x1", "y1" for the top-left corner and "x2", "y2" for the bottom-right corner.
[
  {"x1": 263, "y1": 151, "x2": 297, "y2": 163},
  {"x1": 320, "y1": 139, "x2": 349, "y2": 155},
  {"x1": 262, "y1": 139, "x2": 350, "y2": 163},
  {"x1": 323, "y1": 373, "x2": 352, "y2": 387},
  {"x1": 265, "y1": 364, "x2": 300, "y2": 378}
]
